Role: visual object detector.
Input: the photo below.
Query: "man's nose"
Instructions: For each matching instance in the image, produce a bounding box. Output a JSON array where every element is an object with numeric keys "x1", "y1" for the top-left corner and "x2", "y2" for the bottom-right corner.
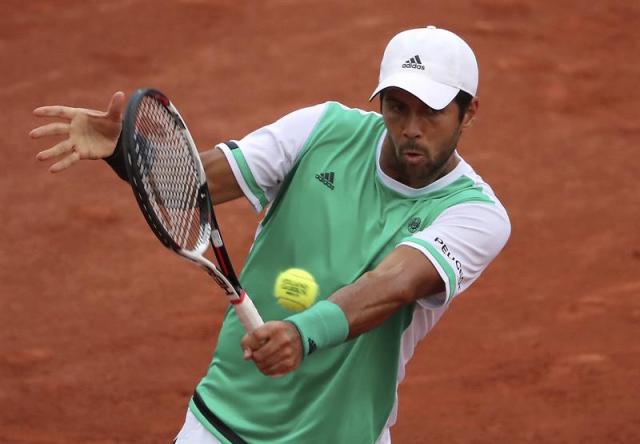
[{"x1": 403, "y1": 114, "x2": 422, "y2": 139}]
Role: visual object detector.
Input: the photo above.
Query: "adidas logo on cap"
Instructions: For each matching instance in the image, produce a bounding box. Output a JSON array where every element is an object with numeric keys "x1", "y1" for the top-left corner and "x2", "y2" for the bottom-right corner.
[{"x1": 402, "y1": 55, "x2": 425, "y2": 70}]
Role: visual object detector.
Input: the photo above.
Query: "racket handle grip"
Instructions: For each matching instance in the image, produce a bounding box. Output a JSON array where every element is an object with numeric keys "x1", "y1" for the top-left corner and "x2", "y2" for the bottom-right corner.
[{"x1": 233, "y1": 294, "x2": 264, "y2": 332}]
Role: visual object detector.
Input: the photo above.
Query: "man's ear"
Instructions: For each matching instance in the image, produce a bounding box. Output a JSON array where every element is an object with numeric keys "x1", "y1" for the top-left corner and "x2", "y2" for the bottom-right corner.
[{"x1": 462, "y1": 97, "x2": 479, "y2": 129}]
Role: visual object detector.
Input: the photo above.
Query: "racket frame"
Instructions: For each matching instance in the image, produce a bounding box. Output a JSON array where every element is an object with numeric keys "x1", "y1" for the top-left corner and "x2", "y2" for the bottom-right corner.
[{"x1": 122, "y1": 88, "x2": 263, "y2": 332}]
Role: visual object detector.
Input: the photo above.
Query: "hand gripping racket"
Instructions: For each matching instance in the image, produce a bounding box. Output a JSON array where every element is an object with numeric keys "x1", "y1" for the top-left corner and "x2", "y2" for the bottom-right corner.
[{"x1": 122, "y1": 88, "x2": 263, "y2": 332}]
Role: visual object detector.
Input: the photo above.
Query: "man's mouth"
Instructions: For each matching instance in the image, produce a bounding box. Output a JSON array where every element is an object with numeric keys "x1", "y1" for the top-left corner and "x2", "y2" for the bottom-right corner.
[{"x1": 400, "y1": 149, "x2": 426, "y2": 164}]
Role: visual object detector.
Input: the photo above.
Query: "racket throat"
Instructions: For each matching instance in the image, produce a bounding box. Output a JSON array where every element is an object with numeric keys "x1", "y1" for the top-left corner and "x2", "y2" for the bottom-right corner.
[
  {"x1": 200, "y1": 264, "x2": 238, "y2": 297},
  {"x1": 229, "y1": 290, "x2": 247, "y2": 305}
]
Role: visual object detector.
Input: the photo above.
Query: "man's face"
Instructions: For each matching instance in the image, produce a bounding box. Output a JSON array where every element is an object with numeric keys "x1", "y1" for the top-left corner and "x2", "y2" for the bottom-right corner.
[{"x1": 380, "y1": 87, "x2": 477, "y2": 188}]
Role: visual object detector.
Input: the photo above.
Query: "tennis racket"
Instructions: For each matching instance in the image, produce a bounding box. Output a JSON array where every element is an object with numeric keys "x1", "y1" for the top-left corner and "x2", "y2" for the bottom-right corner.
[{"x1": 121, "y1": 88, "x2": 263, "y2": 333}]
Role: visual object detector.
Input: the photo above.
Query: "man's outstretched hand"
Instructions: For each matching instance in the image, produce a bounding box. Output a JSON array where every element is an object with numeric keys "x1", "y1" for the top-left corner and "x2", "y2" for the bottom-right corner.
[{"x1": 30, "y1": 91, "x2": 125, "y2": 173}]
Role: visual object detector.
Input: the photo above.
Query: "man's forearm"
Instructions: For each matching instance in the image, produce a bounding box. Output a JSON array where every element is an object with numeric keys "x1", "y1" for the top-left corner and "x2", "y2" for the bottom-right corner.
[{"x1": 329, "y1": 245, "x2": 445, "y2": 339}]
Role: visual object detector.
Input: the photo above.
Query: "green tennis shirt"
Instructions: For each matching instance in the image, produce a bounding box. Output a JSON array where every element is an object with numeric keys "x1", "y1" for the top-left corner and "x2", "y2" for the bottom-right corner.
[{"x1": 191, "y1": 102, "x2": 510, "y2": 443}]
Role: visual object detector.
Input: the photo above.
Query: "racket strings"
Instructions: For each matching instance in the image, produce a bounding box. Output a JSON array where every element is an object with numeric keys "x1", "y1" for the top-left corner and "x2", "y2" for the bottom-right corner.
[{"x1": 133, "y1": 97, "x2": 208, "y2": 251}]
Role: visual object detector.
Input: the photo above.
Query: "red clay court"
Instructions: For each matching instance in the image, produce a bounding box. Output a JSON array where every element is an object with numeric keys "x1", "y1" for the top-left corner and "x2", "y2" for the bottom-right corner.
[{"x1": 2, "y1": 1, "x2": 639, "y2": 442}]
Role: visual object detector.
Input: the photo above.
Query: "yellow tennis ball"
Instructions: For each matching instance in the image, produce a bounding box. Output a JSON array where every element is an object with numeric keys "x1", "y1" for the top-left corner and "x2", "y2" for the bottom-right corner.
[{"x1": 274, "y1": 268, "x2": 319, "y2": 312}]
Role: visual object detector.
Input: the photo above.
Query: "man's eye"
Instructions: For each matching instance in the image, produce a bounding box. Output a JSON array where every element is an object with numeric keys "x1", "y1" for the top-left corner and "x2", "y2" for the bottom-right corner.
[{"x1": 424, "y1": 107, "x2": 442, "y2": 117}]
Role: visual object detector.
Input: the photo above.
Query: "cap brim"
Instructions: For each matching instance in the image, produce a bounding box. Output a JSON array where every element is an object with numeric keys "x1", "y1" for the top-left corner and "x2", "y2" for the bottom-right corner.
[{"x1": 369, "y1": 71, "x2": 459, "y2": 110}]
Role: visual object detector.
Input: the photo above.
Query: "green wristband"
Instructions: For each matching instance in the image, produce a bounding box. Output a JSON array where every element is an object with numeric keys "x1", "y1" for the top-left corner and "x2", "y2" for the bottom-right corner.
[{"x1": 285, "y1": 300, "x2": 350, "y2": 357}]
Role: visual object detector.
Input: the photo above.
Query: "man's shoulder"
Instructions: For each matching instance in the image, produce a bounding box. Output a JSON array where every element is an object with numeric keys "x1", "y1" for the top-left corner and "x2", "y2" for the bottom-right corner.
[
  {"x1": 309, "y1": 101, "x2": 384, "y2": 137},
  {"x1": 275, "y1": 101, "x2": 380, "y2": 133},
  {"x1": 322, "y1": 101, "x2": 381, "y2": 119},
  {"x1": 417, "y1": 158, "x2": 509, "y2": 223}
]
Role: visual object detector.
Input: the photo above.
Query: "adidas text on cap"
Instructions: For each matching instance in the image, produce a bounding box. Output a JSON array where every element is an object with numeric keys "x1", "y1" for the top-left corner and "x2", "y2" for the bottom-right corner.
[{"x1": 370, "y1": 26, "x2": 478, "y2": 110}]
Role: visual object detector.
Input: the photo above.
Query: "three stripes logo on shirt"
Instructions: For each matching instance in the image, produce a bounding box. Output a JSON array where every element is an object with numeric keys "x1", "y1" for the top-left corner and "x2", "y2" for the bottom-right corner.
[
  {"x1": 315, "y1": 172, "x2": 335, "y2": 190},
  {"x1": 307, "y1": 338, "x2": 317, "y2": 355},
  {"x1": 402, "y1": 55, "x2": 425, "y2": 70}
]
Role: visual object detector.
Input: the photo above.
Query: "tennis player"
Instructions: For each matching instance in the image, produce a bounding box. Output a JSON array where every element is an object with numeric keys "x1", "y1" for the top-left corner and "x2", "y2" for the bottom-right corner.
[{"x1": 31, "y1": 26, "x2": 510, "y2": 444}]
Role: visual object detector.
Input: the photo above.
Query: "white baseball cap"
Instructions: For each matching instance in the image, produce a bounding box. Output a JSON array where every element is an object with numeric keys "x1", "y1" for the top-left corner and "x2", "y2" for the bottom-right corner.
[{"x1": 370, "y1": 26, "x2": 478, "y2": 110}]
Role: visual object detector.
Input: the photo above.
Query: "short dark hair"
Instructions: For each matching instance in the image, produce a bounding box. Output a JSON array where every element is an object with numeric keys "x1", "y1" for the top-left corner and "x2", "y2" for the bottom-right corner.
[
  {"x1": 379, "y1": 89, "x2": 474, "y2": 122},
  {"x1": 453, "y1": 90, "x2": 473, "y2": 121}
]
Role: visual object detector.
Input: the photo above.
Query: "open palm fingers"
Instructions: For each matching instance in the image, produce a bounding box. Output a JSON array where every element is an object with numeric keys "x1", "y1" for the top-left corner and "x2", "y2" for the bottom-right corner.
[
  {"x1": 36, "y1": 139, "x2": 73, "y2": 161},
  {"x1": 36, "y1": 139, "x2": 80, "y2": 172},
  {"x1": 30, "y1": 122, "x2": 70, "y2": 140},
  {"x1": 32, "y1": 105, "x2": 78, "y2": 120},
  {"x1": 50, "y1": 151, "x2": 81, "y2": 173}
]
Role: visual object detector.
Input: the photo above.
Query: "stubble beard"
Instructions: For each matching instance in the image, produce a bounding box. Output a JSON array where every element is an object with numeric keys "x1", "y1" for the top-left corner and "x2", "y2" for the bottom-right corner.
[{"x1": 396, "y1": 131, "x2": 461, "y2": 188}]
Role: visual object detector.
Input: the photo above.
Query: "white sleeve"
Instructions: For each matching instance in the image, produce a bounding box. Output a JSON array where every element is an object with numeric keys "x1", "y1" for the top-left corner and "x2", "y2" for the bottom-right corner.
[
  {"x1": 217, "y1": 103, "x2": 328, "y2": 212},
  {"x1": 400, "y1": 202, "x2": 511, "y2": 308}
]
